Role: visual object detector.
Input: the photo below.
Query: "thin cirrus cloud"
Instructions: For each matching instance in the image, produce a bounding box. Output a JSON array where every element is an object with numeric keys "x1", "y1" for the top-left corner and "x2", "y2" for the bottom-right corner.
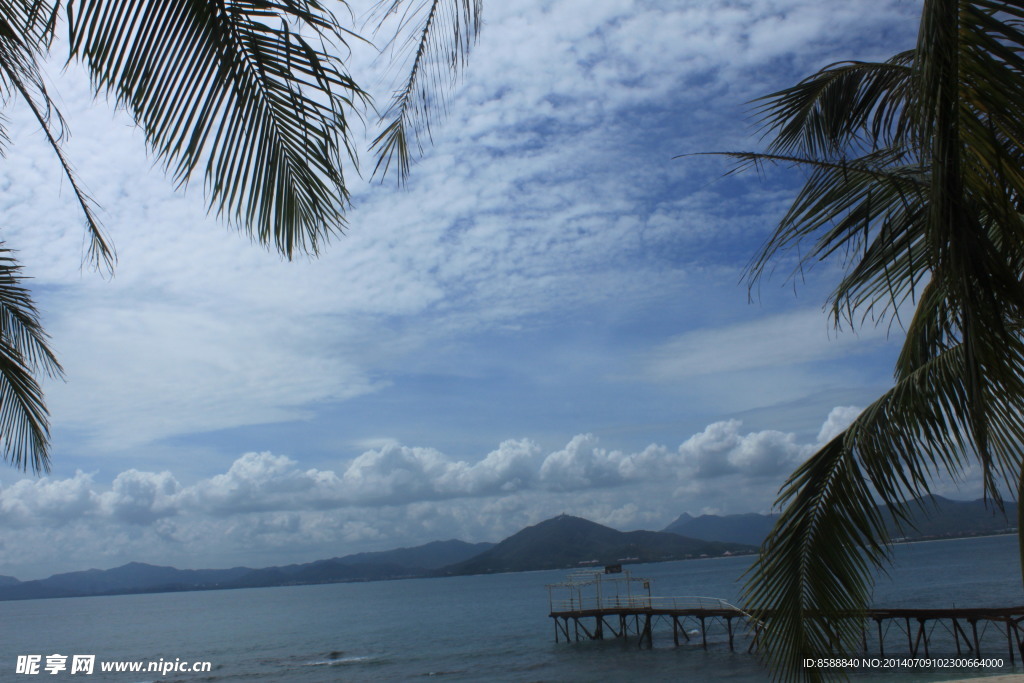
[
  {"x1": 0, "y1": 1, "x2": 932, "y2": 578},
  {"x1": 7, "y1": 0, "x2": 916, "y2": 460},
  {"x1": 644, "y1": 309, "x2": 896, "y2": 381}
]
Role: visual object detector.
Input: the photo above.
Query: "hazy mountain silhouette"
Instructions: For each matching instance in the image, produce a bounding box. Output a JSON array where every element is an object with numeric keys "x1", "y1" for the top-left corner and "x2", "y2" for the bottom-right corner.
[
  {"x1": 0, "y1": 498, "x2": 1011, "y2": 602},
  {"x1": 0, "y1": 538, "x2": 493, "y2": 601},
  {"x1": 663, "y1": 495, "x2": 1016, "y2": 547},
  {"x1": 663, "y1": 512, "x2": 778, "y2": 546},
  {"x1": 442, "y1": 514, "x2": 752, "y2": 575}
]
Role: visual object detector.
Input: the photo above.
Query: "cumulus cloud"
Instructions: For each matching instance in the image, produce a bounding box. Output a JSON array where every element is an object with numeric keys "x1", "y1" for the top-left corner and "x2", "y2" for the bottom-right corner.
[
  {"x1": 817, "y1": 406, "x2": 863, "y2": 444},
  {"x1": 0, "y1": 407, "x2": 911, "y2": 578},
  {"x1": 539, "y1": 434, "x2": 630, "y2": 490},
  {"x1": 101, "y1": 470, "x2": 181, "y2": 525},
  {"x1": 0, "y1": 411, "x2": 845, "y2": 531},
  {"x1": 0, "y1": 471, "x2": 98, "y2": 527},
  {"x1": 677, "y1": 420, "x2": 810, "y2": 478}
]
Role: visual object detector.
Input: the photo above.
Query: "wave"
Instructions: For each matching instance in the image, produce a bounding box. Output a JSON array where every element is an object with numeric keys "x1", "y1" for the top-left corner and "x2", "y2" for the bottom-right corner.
[{"x1": 303, "y1": 655, "x2": 375, "y2": 667}]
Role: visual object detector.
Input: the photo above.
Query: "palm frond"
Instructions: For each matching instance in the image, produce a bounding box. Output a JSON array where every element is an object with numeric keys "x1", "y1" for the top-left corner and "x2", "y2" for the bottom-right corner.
[
  {"x1": 66, "y1": 0, "x2": 369, "y2": 259},
  {"x1": 714, "y1": 150, "x2": 929, "y2": 327},
  {"x1": 755, "y1": 52, "x2": 915, "y2": 159},
  {"x1": 0, "y1": 248, "x2": 62, "y2": 474},
  {"x1": 735, "y1": 2, "x2": 1024, "y2": 680},
  {"x1": 745, "y1": 333, "x2": 1024, "y2": 681},
  {"x1": 0, "y1": 1, "x2": 113, "y2": 270},
  {"x1": 370, "y1": 0, "x2": 481, "y2": 183}
]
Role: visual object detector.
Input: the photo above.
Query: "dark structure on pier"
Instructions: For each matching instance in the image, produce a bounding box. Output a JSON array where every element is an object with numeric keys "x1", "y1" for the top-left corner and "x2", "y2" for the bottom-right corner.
[{"x1": 547, "y1": 570, "x2": 1024, "y2": 661}]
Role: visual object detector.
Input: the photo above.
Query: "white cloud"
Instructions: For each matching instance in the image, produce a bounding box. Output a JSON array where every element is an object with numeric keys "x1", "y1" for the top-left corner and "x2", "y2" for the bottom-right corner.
[
  {"x1": 0, "y1": 406, "x2": 954, "y2": 578},
  {"x1": 677, "y1": 420, "x2": 809, "y2": 479},
  {"x1": 0, "y1": 471, "x2": 98, "y2": 527},
  {"x1": 101, "y1": 470, "x2": 181, "y2": 525},
  {"x1": 817, "y1": 406, "x2": 863, "y2": 445},
  {"x1": 644, "y1": 309, "x2": 893, "y2": 381}
]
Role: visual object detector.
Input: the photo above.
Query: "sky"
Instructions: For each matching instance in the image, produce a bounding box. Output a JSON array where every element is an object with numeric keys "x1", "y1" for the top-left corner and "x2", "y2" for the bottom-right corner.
[{"x1": 0, "y1": 0, "x2": 976, "y2": 581}]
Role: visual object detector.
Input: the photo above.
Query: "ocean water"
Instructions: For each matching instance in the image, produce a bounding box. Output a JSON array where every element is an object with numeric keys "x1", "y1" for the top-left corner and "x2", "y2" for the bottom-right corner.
[{"x1": 3, "y1": 535, "x2": 1022, "y2": 682}]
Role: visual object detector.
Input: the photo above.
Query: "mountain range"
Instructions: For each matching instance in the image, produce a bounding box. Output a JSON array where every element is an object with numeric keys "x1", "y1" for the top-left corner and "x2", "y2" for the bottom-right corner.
[
  {"x1": 0, "y1": 518, "x2": 747, "y2": 601},
  {"x1": 443, "y1": 514, "x2": 750, "y2": 575},
  {"x1": 662, "y1": 494, "x2": 1017, "y2": 546},
  {"x1": 0, "y1": 495, "x2": 1013, "y2": 601},
  {"x1": 0, "y1": 539, "x2": 494, "y2": 601}
]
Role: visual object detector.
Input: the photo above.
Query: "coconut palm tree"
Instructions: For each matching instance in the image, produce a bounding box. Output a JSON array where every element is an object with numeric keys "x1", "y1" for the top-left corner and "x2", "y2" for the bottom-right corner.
[
  {"x1": 722, "y1": 1, "x2": 1024, "y2": 679},
  {"x1": 0, "y1": 0, "x2": 479, "y2": 473}
]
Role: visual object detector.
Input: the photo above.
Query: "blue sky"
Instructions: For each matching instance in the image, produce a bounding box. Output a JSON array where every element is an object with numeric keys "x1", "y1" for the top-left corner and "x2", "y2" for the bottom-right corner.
[{"x1": 0, "y1": 0, "x2": 968, "y2": 580}]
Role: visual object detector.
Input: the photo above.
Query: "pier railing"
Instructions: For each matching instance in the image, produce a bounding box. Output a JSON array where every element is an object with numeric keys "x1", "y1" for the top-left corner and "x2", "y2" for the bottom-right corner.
[{"x1": 550, "y1": 595, "x2": 739, "y2": 613}]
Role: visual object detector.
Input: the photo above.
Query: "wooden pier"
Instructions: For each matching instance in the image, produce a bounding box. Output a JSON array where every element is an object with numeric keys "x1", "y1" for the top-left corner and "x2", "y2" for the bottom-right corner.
[
  {"x1": 547, "y1": 570, "x2": 1024, "y2": 660},
  {"x1": 547, "y1": 570, "x2": 756, "y2": 650}
]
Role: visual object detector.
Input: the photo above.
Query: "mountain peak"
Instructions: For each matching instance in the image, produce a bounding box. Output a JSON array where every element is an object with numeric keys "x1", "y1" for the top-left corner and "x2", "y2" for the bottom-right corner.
[{"x1": 442, "y1": 513, "x2": 751, "y2": 575}]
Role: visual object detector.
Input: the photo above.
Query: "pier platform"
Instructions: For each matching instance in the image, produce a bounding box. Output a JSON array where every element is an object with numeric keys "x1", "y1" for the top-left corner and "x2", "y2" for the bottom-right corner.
[{"x1": 547, "y1": 569, "x2": 1024, "y2": 660}]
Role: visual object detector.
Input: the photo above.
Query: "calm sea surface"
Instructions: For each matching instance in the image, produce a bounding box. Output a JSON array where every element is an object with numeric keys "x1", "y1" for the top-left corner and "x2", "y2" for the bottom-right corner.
[{"x1": 4, "y1": 534, "x2": 1022, "y2": 682}]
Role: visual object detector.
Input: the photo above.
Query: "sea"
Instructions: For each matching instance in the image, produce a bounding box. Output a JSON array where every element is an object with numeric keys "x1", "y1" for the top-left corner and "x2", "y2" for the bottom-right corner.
[{"x1": 4, "y1": 534, "x2": 1022, "y2": 682}]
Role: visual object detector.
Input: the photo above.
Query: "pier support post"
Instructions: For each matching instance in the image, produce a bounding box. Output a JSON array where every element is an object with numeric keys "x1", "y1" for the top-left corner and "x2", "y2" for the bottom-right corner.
[
  {"x1": 748, "y1": 622, "x2": 762, "y2": 654},
  {"x1": 638, "y1": 615, "x2": 652, "y2": 649},
  {"x1": 576, "y1": 618, "x2": 595, "y2": 640},
  {"x1": 1013, "y1": 619, "x2": 1024, "y2": 663},
  {"x1": 914, "y1": 618, "x2": 929, "y2": 657}
]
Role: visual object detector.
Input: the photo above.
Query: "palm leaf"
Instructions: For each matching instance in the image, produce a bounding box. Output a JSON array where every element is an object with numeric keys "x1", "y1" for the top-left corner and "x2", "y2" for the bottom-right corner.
[
  {"x1": 0, "y1": 0, "x2": 113, "y2": 270},
  {"x1": 0, "y1": 248, "x2": 62, "y2": 474},
  {"x1": 733, "y1": 2, "x2": 1024, "y2": 680},
  {"x1": 370, "y1": 0, "x2": 481, "y2": 182},
  {"x1": 65, "y1": 0, "x2": 368, "y2": 259},
  {"x1": 745, "y1": 332, "x2": 1024, "y2": 681},
  {"x1": 755, "y1": 52, "x2": 916, "y2": 159}
]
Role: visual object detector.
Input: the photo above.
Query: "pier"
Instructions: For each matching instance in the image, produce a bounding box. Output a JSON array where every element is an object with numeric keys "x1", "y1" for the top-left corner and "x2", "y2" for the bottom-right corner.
[
  {"x1": 547, "y1": 569, "x2": 756, "y2": 650},
  {"x1": 547, "y1": 570, "x2": 1024, "y2": 659}
]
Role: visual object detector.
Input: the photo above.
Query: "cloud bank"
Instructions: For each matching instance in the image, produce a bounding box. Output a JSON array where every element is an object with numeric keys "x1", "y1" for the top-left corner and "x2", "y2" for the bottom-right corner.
[{"x1": 0, "y1": 408, "x2": 894, "y2": 579}]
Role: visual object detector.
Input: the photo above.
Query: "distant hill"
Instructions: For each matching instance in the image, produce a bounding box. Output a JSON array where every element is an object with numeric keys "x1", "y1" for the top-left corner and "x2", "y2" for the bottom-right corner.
[
  {"x1": 0, "y1": 539, "x2": 495, "y2": 601},
  {"x1": 663, "y1": 512, "x2": 777, "y2": 546},
  {"x1": 442, "y1": 514, "x2": 753, "y2": 575},
  {"x1": 663, "y1": 495, "x2": 1017, "y2": 547},
  {"x1": 39, "y1": 562, "x2": 253, "y2": 594},
  {"x1": 0, "y1": 498, "x2": 1011, "y2": 602},
  {"x1": 337, "y1": 539, "x2": 494, "y2": 570},
  {"x1": 226, "y1": 559, "x2": 416, "y2": 588},
  {"x1": 885, "y1": 495, "x2": 1017, "y2": 540}
]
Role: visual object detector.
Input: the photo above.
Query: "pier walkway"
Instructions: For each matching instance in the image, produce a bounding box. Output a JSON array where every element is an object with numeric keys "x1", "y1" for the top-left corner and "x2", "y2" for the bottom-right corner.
[{"x1": 547, "y1": 570, "x2": 1024, "y2": 660}]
